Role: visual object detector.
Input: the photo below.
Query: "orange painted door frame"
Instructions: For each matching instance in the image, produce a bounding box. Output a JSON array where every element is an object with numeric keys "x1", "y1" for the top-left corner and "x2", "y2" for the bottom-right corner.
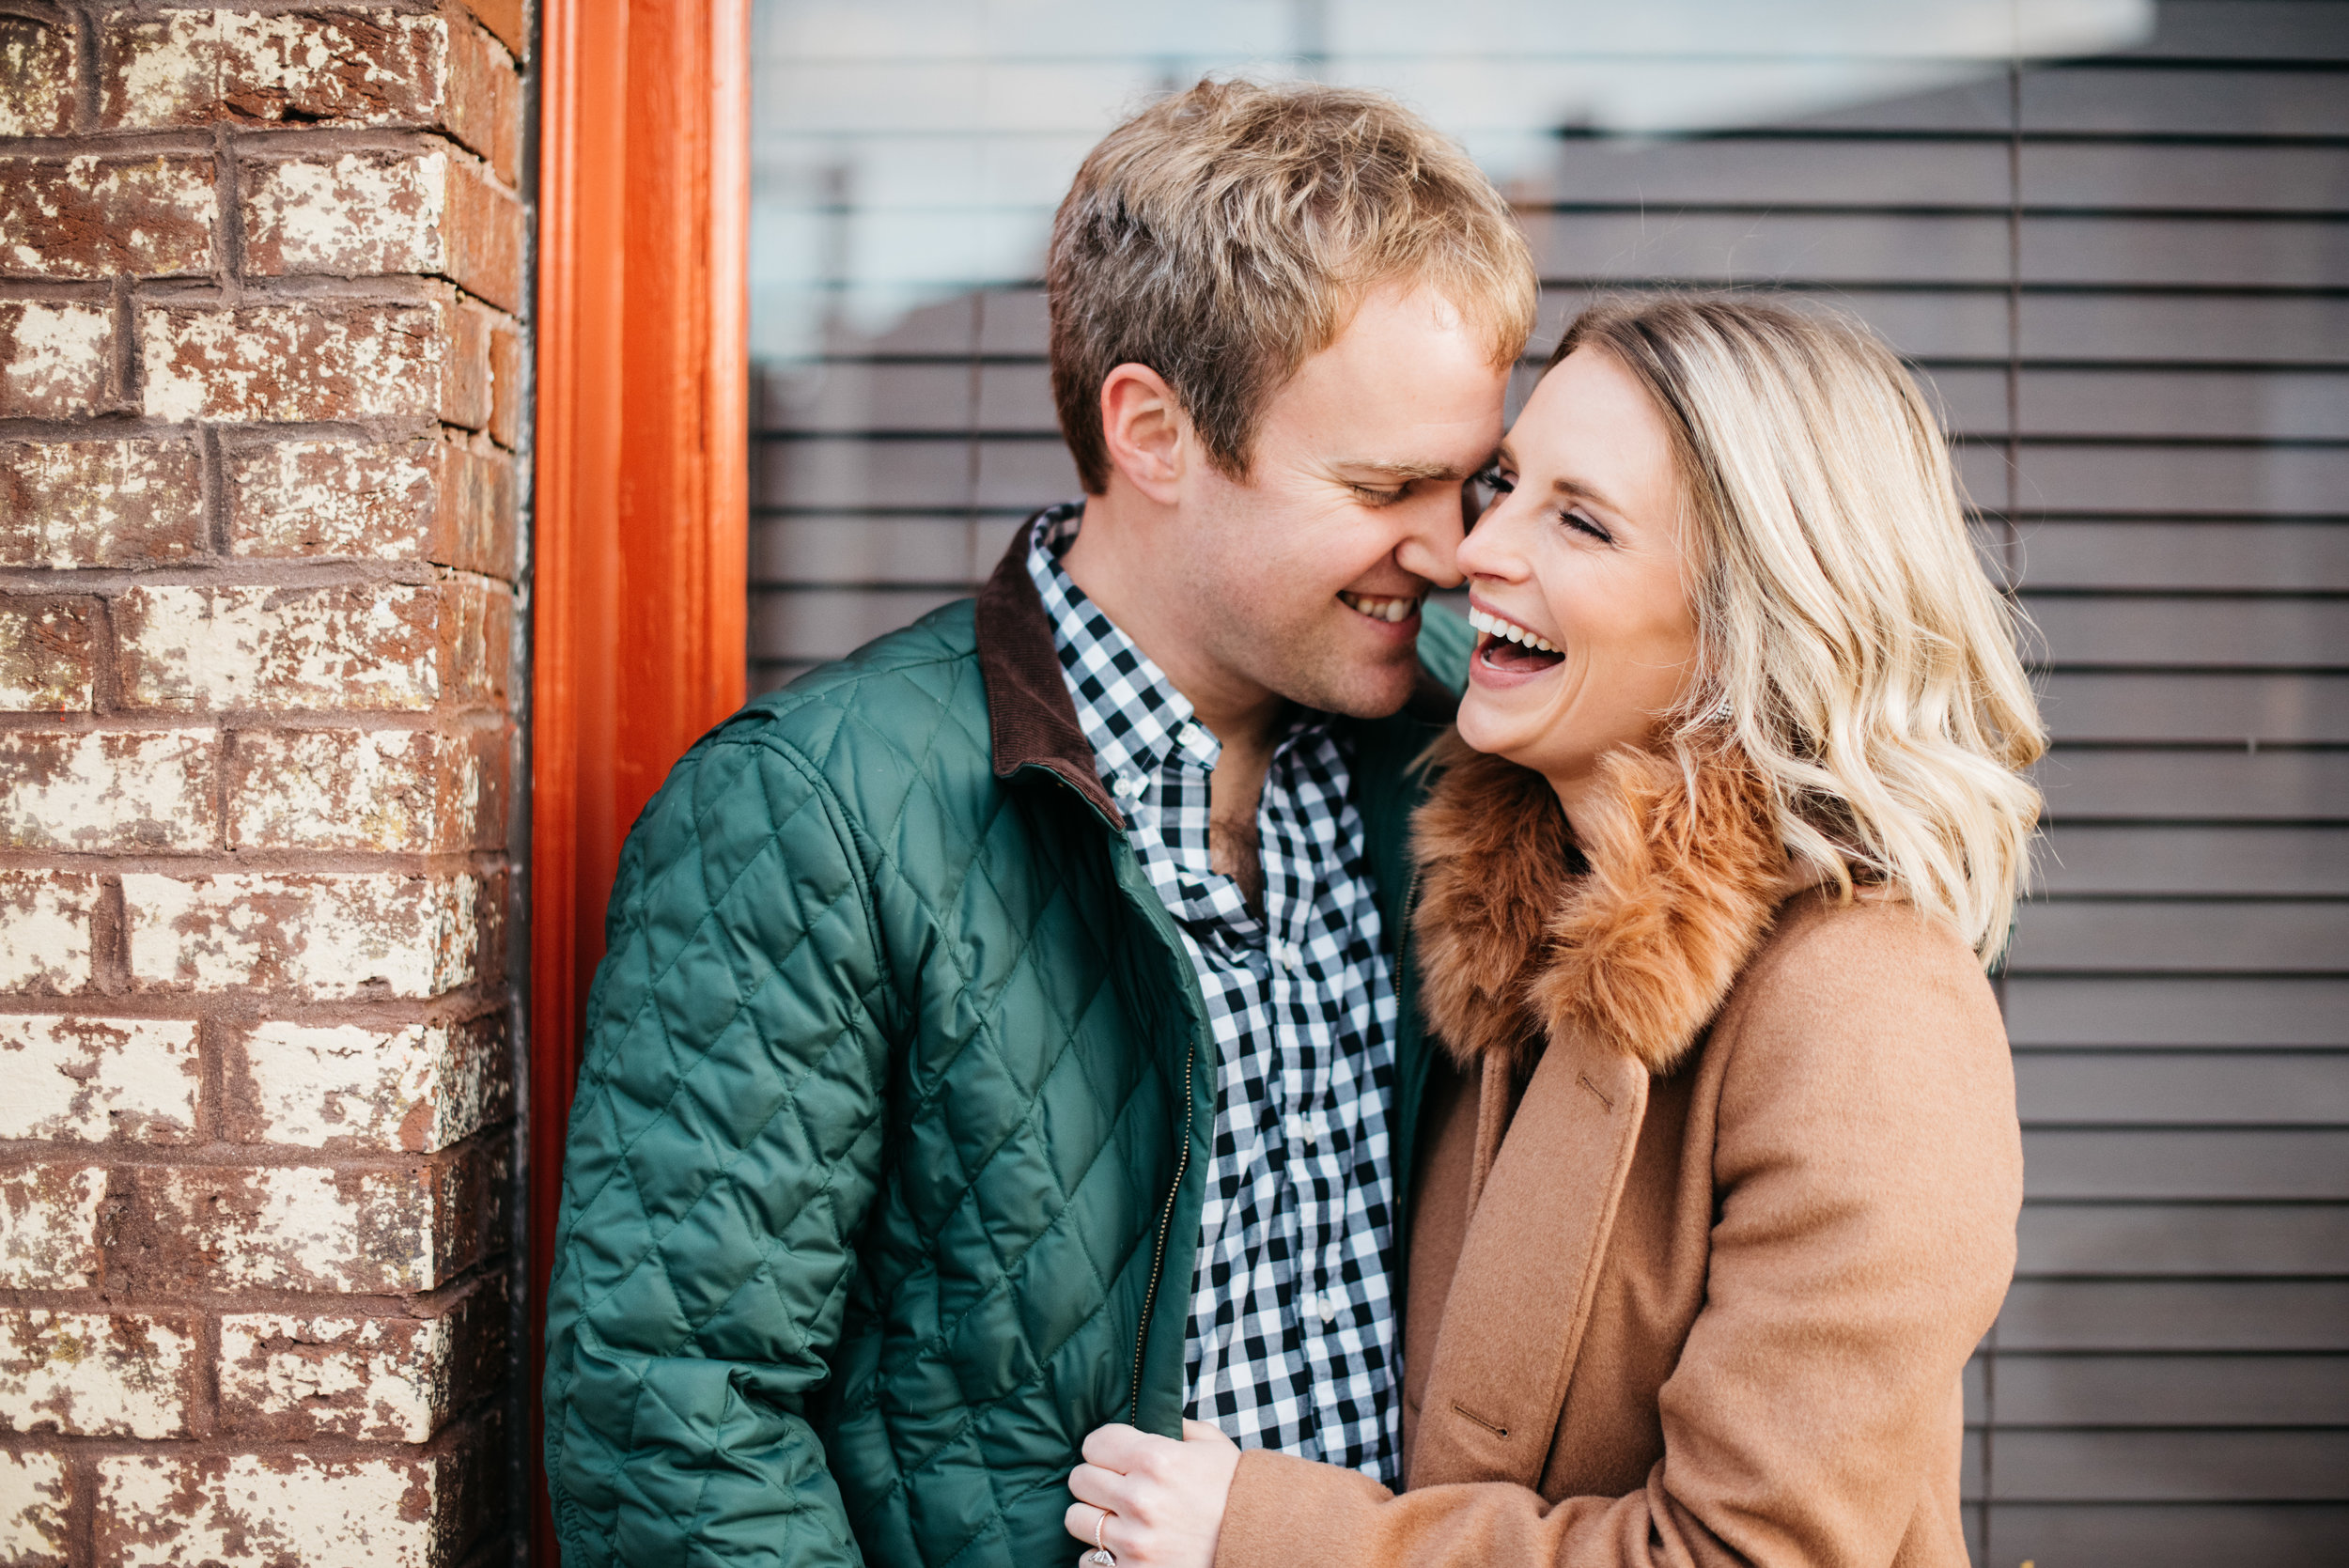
[{"x1": 531, "y1": 0, "x2": 750, "y2": 1553}]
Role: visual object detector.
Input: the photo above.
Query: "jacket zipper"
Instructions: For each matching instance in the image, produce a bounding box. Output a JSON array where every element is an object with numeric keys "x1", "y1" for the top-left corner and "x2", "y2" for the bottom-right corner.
[{"x1": 1129, "y1": 1038, "x2": 1195, "y2": 1424}]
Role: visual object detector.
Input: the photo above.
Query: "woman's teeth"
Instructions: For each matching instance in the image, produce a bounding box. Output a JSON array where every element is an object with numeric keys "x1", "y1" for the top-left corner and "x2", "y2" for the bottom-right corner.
[
  {"x1": 1339, "y1": 591, "x2": 1419, "y2": 624},
  {"x1": 1467, "y1": 605, "x2": 1559, "y2": 654}
]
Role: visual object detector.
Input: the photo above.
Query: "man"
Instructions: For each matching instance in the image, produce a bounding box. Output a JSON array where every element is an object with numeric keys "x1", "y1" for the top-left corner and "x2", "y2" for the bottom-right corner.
[{"x1": 541, "y1": 78, "x2": 1535, "y2": 1567}]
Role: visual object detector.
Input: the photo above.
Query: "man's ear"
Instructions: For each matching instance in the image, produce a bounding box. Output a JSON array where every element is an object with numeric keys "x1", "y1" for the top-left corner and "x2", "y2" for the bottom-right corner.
[{"x1": 1098, "y1": 363, "x2": 1188, "y2": 505}]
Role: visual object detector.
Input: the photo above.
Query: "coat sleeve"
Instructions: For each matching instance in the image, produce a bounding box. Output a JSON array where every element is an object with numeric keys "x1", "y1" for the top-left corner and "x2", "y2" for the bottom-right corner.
[
  {"x1": 542, "y1": 732, "x2": 894, "y2": 1568},
  {"x1": 1216, "y1": 911, "x2": 2022, "y2": 1568}
]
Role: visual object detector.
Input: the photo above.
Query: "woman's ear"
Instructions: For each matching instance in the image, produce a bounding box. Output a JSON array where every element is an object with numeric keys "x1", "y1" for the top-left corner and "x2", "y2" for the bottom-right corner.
[{"x1": 1097, "y1": 363, "x2": 1188, "y2": 505}]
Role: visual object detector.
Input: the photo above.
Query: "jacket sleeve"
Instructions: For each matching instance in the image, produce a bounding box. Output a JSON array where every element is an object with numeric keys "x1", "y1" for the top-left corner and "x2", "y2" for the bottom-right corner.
[
  {"x1": 543, "y1": 732, "x2": 894, "y2": 1567},
  {"x1": 1216, "y1": 913, "x2": 2022, "y2": 1568}
]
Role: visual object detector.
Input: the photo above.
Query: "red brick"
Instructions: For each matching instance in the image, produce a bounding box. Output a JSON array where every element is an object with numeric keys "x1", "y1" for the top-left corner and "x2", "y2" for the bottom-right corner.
[
  {"x1": 141, "y1": 300, "x2": 462, "y2": 425},
  {"x1": 441, "y1": 581, "x2": 513, "y2": 706},
  {"x1": 0, "y1": 19, "x2": 73, "y2": 138},
  {"x1": 458, "y1": 0, "x2": 526, "y2": 62},
  {"x1": 442, "y1": 295, "x2": 493, "y2": 432},
  {"x1": 0, "y1": 156, "x2": 216, "y2": 280},
  {"x1": 0, "y1": 873, "x2": 96, "y2": 996},
  {"x1": 0, "y1": 440, "x2": 205, "y2": 567},
  {"x1": 487, "y1": 313, "x2": 523, "y2": 451},
  {"x1": 440, "y1": 442, "x2": 518, "y2": 578},
  {"x1": 446, "y1": 13, "x2": 522, "y2": 185},
  {"x1": 0, "y1": 599, "x2": 96, "y2": 713},
  {"x1": 0, "y1": 303, "x2": 114, "y2": 418},
  {"x1": 241, "y1": 145, "x2": 522, "y2": 312},
  {"x1": 99, "y1": 10, "x2": 443, "y2": 131},
  {"x1": 219, "y1": 1275, "x2": 506, "y2": 1441}
]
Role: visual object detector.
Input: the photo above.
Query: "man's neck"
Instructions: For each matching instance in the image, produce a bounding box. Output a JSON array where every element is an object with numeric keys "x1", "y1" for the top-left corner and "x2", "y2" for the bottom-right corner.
[{"x1": 1060, "y1": 490, "x2": 1287, "y2": 756}]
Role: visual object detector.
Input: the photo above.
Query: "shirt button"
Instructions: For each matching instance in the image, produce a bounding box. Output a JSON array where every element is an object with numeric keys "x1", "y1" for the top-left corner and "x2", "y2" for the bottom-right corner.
[
  {"x1": 1112, "y1": 773, "x2": 1145, "y2": 799},
  {"x1": 1179, "y1": 722, "x2": 1208, "y2": 752},
  {"x1": 1312, "y1": 1294, "x2": 1338, "y2": 1325}
]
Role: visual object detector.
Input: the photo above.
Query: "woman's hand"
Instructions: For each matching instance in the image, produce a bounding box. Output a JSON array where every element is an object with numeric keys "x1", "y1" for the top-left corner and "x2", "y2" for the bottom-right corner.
[{"x1": 1065, "y1": 1420, "x2": 1241, "y2": 1568}]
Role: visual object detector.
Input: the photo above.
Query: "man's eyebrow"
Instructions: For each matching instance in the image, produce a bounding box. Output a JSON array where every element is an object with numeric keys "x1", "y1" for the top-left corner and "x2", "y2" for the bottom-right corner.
[{"x1": 1330, "y1": 458, "x2": 1466, "y2": 481}]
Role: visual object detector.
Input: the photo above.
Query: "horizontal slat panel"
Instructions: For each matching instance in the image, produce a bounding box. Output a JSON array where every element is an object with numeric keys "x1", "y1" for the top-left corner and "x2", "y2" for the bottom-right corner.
[
  {"x1": 2023, "y1": 143, "x2": 2349, "y2": 215},
  {"x1": 2024, "y1": 597, "x2": 2349, "y2": 670},
  {"x1": 2019, "y1": 1203, "x2": 2349, "y2": 1278},
  {"x1": 1987, "y1": 1503, "x2": 2349, "y2": 1568},
  {"x1": 1990, "y1": 1353, "x2": 2349, "y2": 1428},
  {"x1": 2023, "y1": 214, "x2": 2349, "y2": 290},
  {"x1": 2038, "y1": 672, "x2": 2349, "y2": 744},
  {"x1": 2123, "y1": 0, "x2": 2349, "y2": 60},
  {"x1": 2015, "y1": 526, "x2": 2349, "y2": 594},
  {"x1": 2015, "y1": 443, "x2": 2349, "y2": 518},
  {"x1": 2015, "y1": 1053, "x2": 2349, "y2": 1126},
  {"x1": 755, "y1": 437, "x2": 1079, "y2": 512},
  {"x1": 2021, "y1": 67, "x2": 2349, "y2": 135},
  {"x1": 2017, "y1": 368, "x2": 2349, "y2": 441},
  {"x1": 2004, "y1": 977, "x2": 2349, "y2": 1048},
  {"x1": 1998, "y1": 1280, "x2": 2349, "y2": 1350},
  {"x1": 749, "y1": 514, "x2": 1017, "y2": 587},
  {"x1": 1988, "y1": 1430, "x2": 2349, "y2": 1501},
  {"x1": 1531, "y1": 210, "x2": 2012, "y2": 285},
  {"x1": 2034, "y1": 825, "x2": 2349, "y2": 894},
  {"x1": 2017, "y1": 292, "x2": 2349, "y2": 366},
  {"x1": 2011, "y1": 899, "x2": 2349, "y2": 972},
  {"x1": 2034, "y1": 750, "x2": 2349, "y2": 822},
  {"x1": 2022, "y1": 1129, "x2": 2349, "y2": 1200},
  {"x1": 749, "y1": 586, "x2": 965, "y2": 660},
  {"x1": 1542, "y1": 139, "x2": 2005, "y2": 207}
]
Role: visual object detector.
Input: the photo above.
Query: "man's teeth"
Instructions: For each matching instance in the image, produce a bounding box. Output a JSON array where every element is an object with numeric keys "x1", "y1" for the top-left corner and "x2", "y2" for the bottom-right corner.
[
  {"x1": 1339, "y1": 591, "x2": 1418, "y2": 624},
  {"x1": 1468, "y1": 605, "x2": 1559, "y2": 654}
]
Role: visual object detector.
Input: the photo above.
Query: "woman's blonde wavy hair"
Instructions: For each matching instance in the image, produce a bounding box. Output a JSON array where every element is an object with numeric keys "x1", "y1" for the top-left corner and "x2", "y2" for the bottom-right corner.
[{"x1": 1551, "y1": 295, "x2": 2046, "y2": 964}]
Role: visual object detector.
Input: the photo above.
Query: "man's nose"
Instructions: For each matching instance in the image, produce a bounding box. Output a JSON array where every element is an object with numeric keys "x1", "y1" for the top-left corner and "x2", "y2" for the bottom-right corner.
[{"x1": 1393, "y1": 485, "x2": 1469, "y2": 590}]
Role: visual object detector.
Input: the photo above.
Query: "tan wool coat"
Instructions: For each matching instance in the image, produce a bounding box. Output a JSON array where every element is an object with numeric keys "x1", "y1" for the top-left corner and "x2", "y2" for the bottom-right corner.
[{"x1": 1218, "y1": 738, "x2": 2024, "y2": 1568}]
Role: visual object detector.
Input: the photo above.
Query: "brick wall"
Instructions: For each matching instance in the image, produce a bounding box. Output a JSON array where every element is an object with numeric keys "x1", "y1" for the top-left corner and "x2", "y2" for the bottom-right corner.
[{"x1": 0, "y1": 5, "x2": 528, "y2": 1564}]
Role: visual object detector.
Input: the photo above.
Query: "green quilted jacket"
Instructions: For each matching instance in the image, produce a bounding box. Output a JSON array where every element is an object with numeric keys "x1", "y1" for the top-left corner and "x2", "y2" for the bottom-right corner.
[{"x1": 542, "y1": 532, "x2": 1472, "y2": 1567}]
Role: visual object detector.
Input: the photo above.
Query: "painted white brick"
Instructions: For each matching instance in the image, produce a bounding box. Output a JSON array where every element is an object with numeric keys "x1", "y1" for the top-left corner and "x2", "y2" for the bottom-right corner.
[
  {"x1": 220, "y1": 1312, "x2": 450, "y2": 1442},
  {"x1": 0, "y1": 729, "x2": 218, "y2": 852},
  {"x1": 0, "y1": 872, "x2": 94, "y2": 994},
  {"x1": 0, "y1": 1450, "x2": 69, "y2": 1564},
  {"x1": 114, "y1": 583, "x2": 439, "y2": 712},
  {"x1": 0, "y1": 1166, "x2": 103, "y2": 1288},
  {"x1": 228, "y1": 728, "x2": 438, "y2": 851},
  {"x1": 97, "y1": 1452, "x2": 445, "y2": 1568},
  {"x1": 132, "y1": 1165, "x2": 435, "y2": 1292},
  {"x1": 0, "y1": 1015, "x2": 199, "y2": 1143},
  {"x1": 122, "y1": 872, "x2": 481, "y2": 998},
  {"x1": 0, "y1": 1311, "x2": 194, "y2": 1437},
  {"x1": 0, "y1": 302, "x2": 112, "y2": 418},
  {"x1": 230, "y1": 1018, "x2": 501, "y2": 1152}
]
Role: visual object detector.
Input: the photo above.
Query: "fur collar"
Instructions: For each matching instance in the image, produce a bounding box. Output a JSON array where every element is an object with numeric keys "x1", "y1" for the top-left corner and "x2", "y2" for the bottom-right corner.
[{"x1": 1409, "y1": 732, "x2": 1793, "y2": 1076}]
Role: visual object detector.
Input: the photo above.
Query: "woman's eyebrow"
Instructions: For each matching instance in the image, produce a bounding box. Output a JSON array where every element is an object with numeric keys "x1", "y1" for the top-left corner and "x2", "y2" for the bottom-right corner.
[{"x1": 1554, "y1": 474, "x2": 1626, "y2": 515}]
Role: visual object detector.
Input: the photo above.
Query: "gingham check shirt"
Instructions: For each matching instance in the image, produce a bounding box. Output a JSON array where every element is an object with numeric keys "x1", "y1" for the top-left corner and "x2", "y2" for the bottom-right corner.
[{"x1": 1027, "y1": 504, "x2": 1403, "y2": 1483}]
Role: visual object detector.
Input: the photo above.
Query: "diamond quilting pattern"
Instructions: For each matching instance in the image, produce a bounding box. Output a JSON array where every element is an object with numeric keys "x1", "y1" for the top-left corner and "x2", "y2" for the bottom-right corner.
[{"x1": 545, "y1": 604, "x2": 1184, "y2": 1568}]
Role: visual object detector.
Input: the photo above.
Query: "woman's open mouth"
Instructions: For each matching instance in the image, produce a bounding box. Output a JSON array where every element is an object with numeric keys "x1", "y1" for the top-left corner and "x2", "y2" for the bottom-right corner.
[{"x1": 1469, "y1": 604, "x2": 1564, "y2": 673}]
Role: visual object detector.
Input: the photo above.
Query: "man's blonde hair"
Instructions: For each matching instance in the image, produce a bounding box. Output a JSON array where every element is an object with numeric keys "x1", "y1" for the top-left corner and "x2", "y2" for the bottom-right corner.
[
  {"x1": 1552, "y1": 296, "x2": 2046, "y2": 963},
  {"x1": 1049, "y1": 78, "x2": 1536, "y2": 495}
]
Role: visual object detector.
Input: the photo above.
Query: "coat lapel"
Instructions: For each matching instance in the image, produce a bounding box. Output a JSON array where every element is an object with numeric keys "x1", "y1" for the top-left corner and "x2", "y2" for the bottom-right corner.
[{"x1": 1410, "y1": 1030, "x2": 1649, "y2": 1490}]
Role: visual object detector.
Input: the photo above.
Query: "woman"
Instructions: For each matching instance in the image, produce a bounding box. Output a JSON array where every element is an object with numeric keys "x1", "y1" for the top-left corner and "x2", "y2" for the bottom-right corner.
[{"x1": 1063, "y1": 296, "x2": 2045, "y2": 1568}]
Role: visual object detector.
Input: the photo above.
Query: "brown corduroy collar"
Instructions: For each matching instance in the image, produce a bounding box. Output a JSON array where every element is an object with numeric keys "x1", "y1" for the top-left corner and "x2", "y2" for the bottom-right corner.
[{"x1": 973, "y1": 510, "x2": 1128, "y2": 829}]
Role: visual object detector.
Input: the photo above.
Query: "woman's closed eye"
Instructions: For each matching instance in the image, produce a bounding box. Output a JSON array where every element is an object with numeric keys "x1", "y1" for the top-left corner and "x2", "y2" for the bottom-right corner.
[{"x1": 1560, "y1": 507, "x2": 1614, "y2": 545}]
